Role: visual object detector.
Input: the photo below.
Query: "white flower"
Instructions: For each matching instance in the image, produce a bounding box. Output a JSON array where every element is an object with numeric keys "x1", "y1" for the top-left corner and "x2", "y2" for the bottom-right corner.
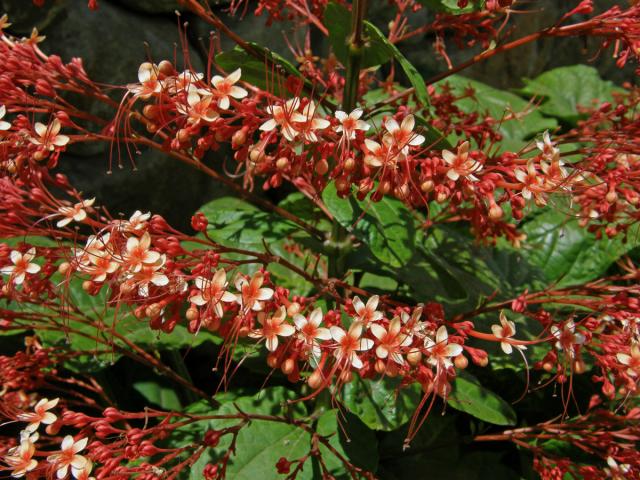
[
  {"x1": 540, "y1": 151, "x2": 570, "y2": 189},
  {"x1": 17, "y1": 397, "x2": 59, "y2": 432},
  {"x1": 536, "y1": 130, "x2": 559, "y2": 160},
  {"x1": 616, "y1": 344, "x2": 640, "y2": 377},
  {"x1": 352, "y1": 295, "x2": 383, "y2": 327},
  {"x1": 47, "y1": 436, "x2": 88, "y2": 480},
  {"x1": 29, "y1": 119, "x2": 70, "y2": 151},
  {"x1": 383, "y1": 114, "x2": 425, "y2": 153},
  {"x1": 211, "y1": 68, "x2": 248, "y2": 109},
  {"x1": 514, "y1": 161, "x2": 544, "y2": 202},
  {"x1": 259, "y1": 97, "x2": 306, "y2": 141},
  {"x1": 72, "y1": 459, "x2": 96, "y2": 480},
  {"x1": 57, "y1": 198, "x2": 95, "y2": 228},
  {"x1": 296, "y1": 102, "x2": 331, "y2": 142},
  {"x1": 177, "y1": 86, "x2": 219, "y2": 125},
  {"x1": 330, "y1": 321, "x2": 374, "y2": 369},
  {"x1": 170, "y1": 70, "x2": 204, "y2": 94},
  {"x1": 604, "y1": 456, "x2": 631, "y2": 480},
  {"x1": 19, "y1": 430, "x2": 39, "y2": 444},
  {"x1": 442, "y1": 141, "x2": 483, "y2": 182},
  {"x1": 491, "y1": 311, "x2": 526, "y2": 355},
  {"x1": 550, "y1": 320, "x2": 586, "y2": 358},
  {"x1": 189, "y1": 269, "x2": 236, "y2": 317},
  {"x1": 85, "y1": 249, "x2": 119, "y2": 283},
  {"x1": 363, "y1": 136, "x2": 395, "y2": 168},
  {"x1": 0, "y1": 104, "x2": 11, "y2": 131},
  {"x1": 293, "y1": 308, "x2": 331, "y2": 361},
  {"x1": 424, "y1": 326, "x2": 463, "y2": 368},
  {"x1": 128, "y1": 62, "x2": 162, "y2": 99},
  {"x1": 234, "y1": 272, "x2": 274, "y2": 312},
  {"x1": 248, "y1": 306, "x2": 295, "y2": 351},
  {"x1": 130, "y1": 254, "x2": 169, "y2": 297},
  {"x1": 334, "y1": 108, "x2": 369, "y2": 140},
  {"x1": 370, "y1": 317, "x2": 413, "y2": 365},
  {"x1": 3, "y1": 440, "x2": 37, "y2": 478},
  {"x1": 0, "y1": 247, "x2": 40, "y2": 285},
  {"x1": 120, "y1": 210, "x2": 151, "y2": 233},
  {"x1": 123, "y1": 232, "x2": 161, "y2": 272}
]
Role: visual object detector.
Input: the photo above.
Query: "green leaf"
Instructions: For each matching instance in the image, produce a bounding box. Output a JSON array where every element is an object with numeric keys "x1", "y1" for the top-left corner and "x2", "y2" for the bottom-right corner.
[
  {"x1": 322, "y1": 182, "x2": 418, "y2": 269},
  {"x1": 216, "y1": 43, "x2": 301, "y2": 97},
  {"x1": 418, "y1": 0, "x2": 486, "y2": 14},
  {"x1": 182, "y1": 387, "x2": 313, "y2": 480},
  {"x1": 341, "y1": 376, "x2": 423, "y2": 431},
  {"x1": 520, "y1": 209, "x2": 640, "y2": 287},
  {"x1": 133, "y1": 380, "x2": 182, "y2": 410},
  {"x1": 520, "y1": 65, "x2": 619, "y2": 123},
  {"x1": 365, "y1": 21, "x2": 430, "y2": 107},
  {"x1": 438, "y1": 75, "x2": 557, "y2": 151},
  {"x1": 316, "y1": 409, "x2": 379, "y2": 476},
  {"x1": 199, "y1": 196, "x2": 299, "y2": 250},
  {"x1": 324, "y1": 2, "x2": 392, "y2": 69},
  {"x1": 197, "y1": 196, "x2": 318, "y2": 295},
  {"x1": 447, "y1": 371, "x2": 517, "y2": 426},
  {"x1": 20, "y1": 279, "x2": 217, "y2": 371}
]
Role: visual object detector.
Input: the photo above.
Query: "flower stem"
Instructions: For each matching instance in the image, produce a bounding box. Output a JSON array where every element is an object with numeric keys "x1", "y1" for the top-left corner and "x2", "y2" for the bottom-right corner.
[
  {"x1": 341, "y1": 0, "x2": 368, "y2": 112},
  {"x1": 328, "y1": 0, "x2": 368, "y2": 283}
]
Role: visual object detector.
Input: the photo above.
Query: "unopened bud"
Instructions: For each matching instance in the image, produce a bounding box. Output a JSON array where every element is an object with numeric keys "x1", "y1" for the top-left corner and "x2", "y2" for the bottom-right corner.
[
  {"x1": 249, "y1": 148, "x2": 265, "y2": 163},
  {"x1": 281, "y1": 358, "x2": 295, "y2": 375},
  {"x1": 489, "y1": 204, "x2": 503, "y2": 221},
  {"x1": 421, "y1": 180, "x2": 434, "y2": 193},
  {"x1": 232, "y1": 129, "x2": 247, "y2": 147},
  {"x1": 307, "y1": 369, "x2": 324, "y2": 389},
  {"x1": 158, "y1": 60, "x2": 174, "y2": 76},
  {"x1": 344, "y1": 157, "x2": 355, "y2": 172},
  {"x1": 315, "y1": 158, "x2": 329, "y2": 175},
  {"x1": 454, "y1": 355, "x2": 468, "y2": 369},
  {"x1": 406, "y1": 349, "x2": 422, "y2": 366},
  {"x1": 177, "y1": 129, "x2": 191, "y2": 143},
  {"x1": 267, "y1": 353, "x2": 280, "y2": 369},
  {"x1": 276, "y1": 157, "x2": 289, "y2": 170},
  {"x1": 287, "y1": 302, "x2": 301, "y2": 316},
  {"x1": 186, "y1": 307, "x2": 198, "y2": 321}
]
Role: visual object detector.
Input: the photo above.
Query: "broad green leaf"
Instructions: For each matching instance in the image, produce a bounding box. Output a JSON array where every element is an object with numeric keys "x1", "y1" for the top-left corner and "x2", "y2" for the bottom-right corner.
[
  {"x1": 182, "y1": 387, "x2": 313, "y2": 480},
  {"x1": 322, "y1": 182, "x2": 417, "y2": 269},
  {"x1": 341, "y1": 376, "x2": 423, "y2": 431},
  {"x1": 321, "y1": 194, "x2": 529, "y2": 314},
  {"x1": 324, "y1": 2, "x2": 392, "y2": 69},
  {"x1": 197, "y1": 196, "x2": 318, "y2": 295},
  {"x1": 520, "y1": 209, "x2": 640, "y2": 287},
  {"x1": 316, "y1": 409, "x2": 379, "y2": 476},
  {"x1": 216, "y1": 43, "x2": 301, "y2": 97},
  {"x1": 133, "y1": 380, "x2": 182, "y2": 410},
  {"x1": 438, "y1": 75, "x2": 557, "y2": 151},
  {"x1": 199, "y1": 196, "x2": 299, "y2": 249},
  {"x1": 447, "y1": 371, "x2": 517, "y2": 425},
  {"x1": 520, "y1": 65, "x2": 619, "y2": 123}
]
